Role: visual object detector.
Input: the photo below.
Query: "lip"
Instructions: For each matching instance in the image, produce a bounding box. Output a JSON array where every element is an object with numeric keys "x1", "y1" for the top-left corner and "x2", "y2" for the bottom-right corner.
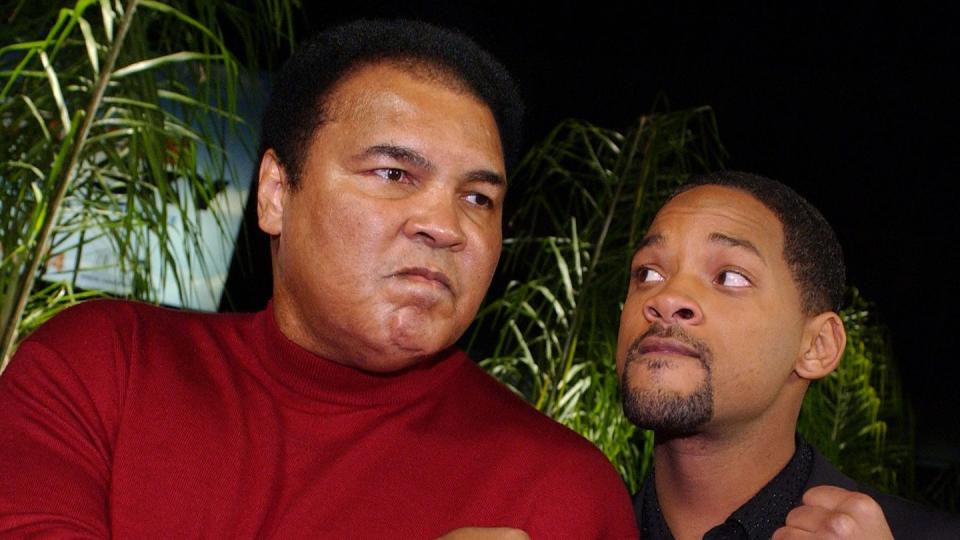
[
  {"x1": 393, "y1": 267, "x2": 453, "y2": 291},
  {"x1": 637, "y1": 337, "x2": 700, "y2": 358}
]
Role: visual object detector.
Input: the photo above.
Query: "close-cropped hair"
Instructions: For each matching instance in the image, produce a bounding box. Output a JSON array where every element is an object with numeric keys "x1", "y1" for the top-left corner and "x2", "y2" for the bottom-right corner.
[
  {"x1": 673, "y1": 171, "x2": 846, "y2": 315},
  {"x1": 258, "y1": 19, "x2": 524, "y2": 189}
]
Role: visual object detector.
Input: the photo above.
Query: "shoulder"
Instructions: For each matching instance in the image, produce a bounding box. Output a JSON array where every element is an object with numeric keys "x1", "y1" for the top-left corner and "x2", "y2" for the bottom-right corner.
[
  {"x1": 451, "y1": 352, "x2": 634, "y2": 495},
  {"x1": 24, "y1": 299, "x2": 186, "y2": 346},
  {"x1": 452, "y1": 354, "x2": 610, "y2": 457},
  {"x1": 8, "y1": 300, "x2": 249, "y2": 394},
  {"x1": 8, "y1": 299, "x2": 148, "y2": 380},
  {"x1": 22, "y1": 299, "x2": 247, "y2": 352},
  {"x1": 806, "y1": 447, "x2": 859, "y2": 490},
  {"x1": 869, "y1": 491, "x2": 960, "y2": 540},
  {"x1": 807, "y1": 446, "x2": 960, "y2": 539}
]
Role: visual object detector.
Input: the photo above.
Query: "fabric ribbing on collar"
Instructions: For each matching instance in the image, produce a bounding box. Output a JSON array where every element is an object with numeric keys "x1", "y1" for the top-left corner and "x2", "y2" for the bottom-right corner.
[
  {"x1": 248, "y1": 301, "x2": 465, "y2": 409},
  {"x1": 640, "y1": 437, "x2": 815, "y2": 540}
]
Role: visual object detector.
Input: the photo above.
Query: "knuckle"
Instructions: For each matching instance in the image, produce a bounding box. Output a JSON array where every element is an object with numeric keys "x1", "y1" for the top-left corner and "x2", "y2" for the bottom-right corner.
[
  {"x1": 784, "y1": 506, "x2": 803, "y2": 523},
  {"x1": 846, "y1": 492, "x2": 883, "y2": 515},
  {"x1": 825, "y1": 512, "x2": 858, "y2": 537}
]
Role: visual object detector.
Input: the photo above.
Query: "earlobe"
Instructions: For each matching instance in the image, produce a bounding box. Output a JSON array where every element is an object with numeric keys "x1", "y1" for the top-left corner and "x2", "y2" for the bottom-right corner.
[
  {"x1": 257, "y1": 149, "x2": 287, "y2": 236},
  {"x1": 795, "y1": 312, "x2": 847, "y2": 380}
]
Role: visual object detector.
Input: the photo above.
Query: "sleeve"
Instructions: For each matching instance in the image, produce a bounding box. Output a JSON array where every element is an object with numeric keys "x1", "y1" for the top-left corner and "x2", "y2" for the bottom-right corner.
[
  {"x1": 522, "y1": 441, "x2": 640, "y2": 540},
  {"x1": 0, "y1": 303, "x2": 127, "y2": 538}
]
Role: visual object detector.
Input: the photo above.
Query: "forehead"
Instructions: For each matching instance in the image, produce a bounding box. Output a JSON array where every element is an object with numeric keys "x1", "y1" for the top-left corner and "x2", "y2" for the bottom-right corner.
[
  {"x1": 325, "y1": 61, "x2": 485, "y2": 124},
  {"x1": 317, "y1": 62, "x2": 504, "y2": 162},
  {"x1": 646, "y1": 185, "x2": 784, "y2": 254}
]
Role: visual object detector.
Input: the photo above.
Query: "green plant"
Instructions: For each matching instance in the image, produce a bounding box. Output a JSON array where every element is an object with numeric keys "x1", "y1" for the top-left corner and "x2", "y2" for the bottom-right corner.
[
  {"x1": 467, "y1": 111, "x2": 726, "y2": 491},
  {"x1": 919, "y1": 464, "x2": 960, "y2": 513},
  {"x1": 470, "y1": 113, "x2": 913, "y2": 497},
  {"x1": 799, "y1": 289, "x2": 913, "y2": 493},
  {"x1": 0, "y1": 0, "x2": 299, "y2": 370}
]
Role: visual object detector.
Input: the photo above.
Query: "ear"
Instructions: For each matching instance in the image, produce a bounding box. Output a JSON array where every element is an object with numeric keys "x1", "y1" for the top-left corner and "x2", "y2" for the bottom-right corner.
[
  {"x1": 257, "y1": 149, "x2": 288, "y2": 236},
  {"x1": 795, "y1": 311, "x2": 847, "y2": 380}
]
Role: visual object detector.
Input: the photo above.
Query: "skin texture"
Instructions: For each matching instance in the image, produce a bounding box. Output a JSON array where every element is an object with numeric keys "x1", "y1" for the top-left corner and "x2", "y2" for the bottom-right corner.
[
  {"x1": 775, "y1": 486, "x2": 893, "y2": 539},
  {"x1": 617, "y1": 185, "x2": 816, "y2": 437},
  {"x1": 617, "y1": 185, "x2": 862, "y2": 539},
  {"x1": 258, "y1": 62, "x2": 506, "y2": 372}
]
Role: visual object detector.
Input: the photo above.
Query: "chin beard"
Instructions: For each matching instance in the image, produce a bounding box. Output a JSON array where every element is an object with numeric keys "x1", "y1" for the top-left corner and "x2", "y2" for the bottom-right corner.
[
  {"x1": 619, "y1": 323, "x2": 715, "y2": 435},
  {"x1": 620, "y1": 373, "x2": 714, "y2": 436}
]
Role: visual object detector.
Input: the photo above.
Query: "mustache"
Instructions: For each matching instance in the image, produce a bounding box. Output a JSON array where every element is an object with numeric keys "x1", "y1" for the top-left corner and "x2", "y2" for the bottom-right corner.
[{"x1": 624, "y1": 323, "x2": 713, "y2": 369}]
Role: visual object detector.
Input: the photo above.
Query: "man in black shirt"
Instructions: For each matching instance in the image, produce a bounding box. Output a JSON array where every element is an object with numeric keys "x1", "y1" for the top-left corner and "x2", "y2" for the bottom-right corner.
[{"x1": 618, "y1": 171, "x2": 960, "y2": 539}]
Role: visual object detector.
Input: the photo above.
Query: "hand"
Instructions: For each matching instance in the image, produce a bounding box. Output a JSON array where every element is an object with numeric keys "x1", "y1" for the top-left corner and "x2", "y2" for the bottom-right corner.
[
  {"x1": 434, "y1": 527, "x2": 530, "y2": 540},
  {"x1": 773, "y1": 485, "x2": 894, "y2": 539}
]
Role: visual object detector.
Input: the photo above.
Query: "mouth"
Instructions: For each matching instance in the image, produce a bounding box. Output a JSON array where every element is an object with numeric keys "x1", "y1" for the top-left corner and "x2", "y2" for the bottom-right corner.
[
  {"x1": 636, "y1": 337, "x2": 701, "y2": 359},
  {"x1": 393, "y1": 267, "x2": 453, "y2": 291}
]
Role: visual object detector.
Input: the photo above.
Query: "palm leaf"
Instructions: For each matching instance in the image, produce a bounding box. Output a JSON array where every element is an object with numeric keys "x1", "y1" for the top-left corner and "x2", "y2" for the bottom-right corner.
[
  {"x1": 472, "y1": 112, "x2": 913, "y2": 498},
  {"x1": 799, "y1": 288, "x2": 913, "y2": 493},
  {"x1": 468, "y1": 110, "x2": 726, "y2": 492},
  {"x1": 0, "y1": 0, "x2": 300, "y2": 369}
]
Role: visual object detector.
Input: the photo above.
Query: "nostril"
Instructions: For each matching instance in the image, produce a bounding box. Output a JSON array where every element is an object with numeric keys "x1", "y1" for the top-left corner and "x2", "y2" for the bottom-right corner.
[{"x1": 675, "y1": 308, "x2": 695, "y2": 320}]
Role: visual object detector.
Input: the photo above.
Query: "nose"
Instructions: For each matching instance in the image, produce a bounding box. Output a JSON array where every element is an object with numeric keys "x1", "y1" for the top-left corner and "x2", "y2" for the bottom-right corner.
[
  {"x1": 402, "y1": 188, "x2": 466, "y2": 250},
  {"x1": 642, "y1": 279, "x2": 704, "y2": 325}
]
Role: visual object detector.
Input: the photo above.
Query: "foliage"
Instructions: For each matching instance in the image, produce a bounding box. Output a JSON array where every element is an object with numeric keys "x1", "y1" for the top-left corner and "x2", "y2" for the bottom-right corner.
[
  {"x1": 919, "y1": 464, "x2": 960, "y2": 513},
  {"x1": 467, "y1": 111, "x2": 726, "y2": 492},
  {"x1": 799, "y1": 289, "x2": 913, "y2": 493},
  {"x1": 470, "y1": 113, "x2": 913, "y2": 496},
  {"x1": 3, "y1": 1, "x2": 930, "y2": 503},
  {"x1": 0, "y1": 0, "x2": 299, "y2": 370}
]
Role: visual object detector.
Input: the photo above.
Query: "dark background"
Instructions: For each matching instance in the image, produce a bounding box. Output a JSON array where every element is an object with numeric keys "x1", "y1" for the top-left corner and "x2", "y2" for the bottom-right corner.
[{"x1": 229, "y1": 2, "x2": 960, "y2": 464}]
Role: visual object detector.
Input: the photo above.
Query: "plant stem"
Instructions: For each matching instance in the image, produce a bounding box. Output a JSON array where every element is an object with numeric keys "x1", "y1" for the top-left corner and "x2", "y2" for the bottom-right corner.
[{"x1": 0, "y1": 0, "x2": 141, "y2": 371}]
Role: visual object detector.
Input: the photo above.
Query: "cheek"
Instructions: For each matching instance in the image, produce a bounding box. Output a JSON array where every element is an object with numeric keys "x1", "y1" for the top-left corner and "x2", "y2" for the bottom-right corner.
[
  {"x1": 616, "y1": 296, "x2": 645, "y2": 373},
  {"x1": 281, "y1": 198, "x2": 393, "y2": 295},
  {"x1": 463, "y1": 225, "x2": 502, "y2": 286},
  {"x1": 309, "y1": 198, "x2": 396, "y2": 261},
  {"x1": 712, "y1": 321, "x2": 798, "y2": 398}
]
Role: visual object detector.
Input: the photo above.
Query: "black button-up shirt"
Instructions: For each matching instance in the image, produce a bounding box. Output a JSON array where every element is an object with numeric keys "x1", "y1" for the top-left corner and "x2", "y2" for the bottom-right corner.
[{"x1": 638, "y1": 438, "x2": 814, "y2": 539}]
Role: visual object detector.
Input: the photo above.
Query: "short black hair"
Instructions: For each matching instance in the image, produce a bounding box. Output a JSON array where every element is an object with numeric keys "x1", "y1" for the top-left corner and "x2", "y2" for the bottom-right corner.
[
  {"x1": 672, "y1": 171, "x2": 846, "y2": 315},
  {"x1": 258, "y1": 19, "x2": 524, "y2": 188}
]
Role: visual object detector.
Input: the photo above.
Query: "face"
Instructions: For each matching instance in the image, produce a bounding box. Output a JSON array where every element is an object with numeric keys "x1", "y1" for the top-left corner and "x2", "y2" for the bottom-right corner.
[
  {"x1": 616, "y1": 186, "x2": 810, "y2": 435},
  {"x1": 258, "y1": 63, "x2": 506, "y2": 372}
]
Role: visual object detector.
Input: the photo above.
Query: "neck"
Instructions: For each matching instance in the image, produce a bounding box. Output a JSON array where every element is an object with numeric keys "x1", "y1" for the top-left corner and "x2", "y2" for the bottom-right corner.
[{"x1": 651, "y1": 418, "x2": 798, "y2": 540}]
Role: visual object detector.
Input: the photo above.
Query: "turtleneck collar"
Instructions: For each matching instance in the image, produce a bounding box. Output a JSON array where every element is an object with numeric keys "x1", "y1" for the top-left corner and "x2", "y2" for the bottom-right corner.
[{"x1": 249, "y1": 301, "x2": 467, "y2": 409}]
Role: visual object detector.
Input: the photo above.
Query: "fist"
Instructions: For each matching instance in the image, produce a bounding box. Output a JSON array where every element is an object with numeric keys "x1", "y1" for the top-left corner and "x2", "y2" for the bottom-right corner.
[{"x1": 773, "y1": 485, "x2": 893, "y2": 539}]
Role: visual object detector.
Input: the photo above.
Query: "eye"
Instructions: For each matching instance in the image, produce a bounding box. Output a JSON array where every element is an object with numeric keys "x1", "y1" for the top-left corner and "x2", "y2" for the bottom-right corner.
[
  {"x1": 465, "y1": 192, "x2": 494, "y2": 209},
  {"x1": 374, "y1": 168, "x2": 407, "y2": 182},
  {"x1": 632, "y1": 266, "x2": 665, "y2": 283},
  {"x1": 716, "y1": 270, "x2": 751, "y2": 288}
]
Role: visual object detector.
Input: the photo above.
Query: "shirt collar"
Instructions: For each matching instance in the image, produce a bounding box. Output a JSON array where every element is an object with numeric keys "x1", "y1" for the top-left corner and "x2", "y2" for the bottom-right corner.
[{"x1": 639, "y1": 436, "x2": 814, "y2": 540}]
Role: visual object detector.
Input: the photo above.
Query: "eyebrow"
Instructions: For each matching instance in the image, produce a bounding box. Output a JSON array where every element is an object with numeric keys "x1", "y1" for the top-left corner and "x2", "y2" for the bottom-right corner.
[
  {"x1": 707, "y1": 232, "x2": 764, "y2": 261},
  {"x1": 632, "y1": 232, "x2": 763, "y2": 260},
  {"x1": 634, "y1": 233, "x2": 664, "y2": 254},
  {"x1": 357, "y1": 144, "x2": 506, "y2": 187},
  {"x1": 465, "y1": 169, "x2": 507, "y2": 188},
  {"x1": 359, "y1": 144, "x2": 433, "y2": 171}
]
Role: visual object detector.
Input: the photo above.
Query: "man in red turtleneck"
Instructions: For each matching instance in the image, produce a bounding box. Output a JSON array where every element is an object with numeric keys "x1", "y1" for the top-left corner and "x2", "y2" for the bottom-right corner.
[{"x1": 0, "y1": 20, "x2": 637, "y2": 539}]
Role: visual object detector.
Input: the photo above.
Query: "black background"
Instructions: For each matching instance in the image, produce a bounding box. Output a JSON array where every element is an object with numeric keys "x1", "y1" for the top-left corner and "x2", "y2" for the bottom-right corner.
[{"x1": 231, "y1": 2, "x2": 960, "y2": 462}]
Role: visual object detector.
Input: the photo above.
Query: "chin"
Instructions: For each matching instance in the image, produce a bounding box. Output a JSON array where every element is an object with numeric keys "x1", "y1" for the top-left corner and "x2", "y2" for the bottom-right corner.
[
  {"x1": 358, "y1": 347, "x2": 440, "y2": 373},
  {"x1": 389, "y1": 314, "x2": 461, "y2": 354}
]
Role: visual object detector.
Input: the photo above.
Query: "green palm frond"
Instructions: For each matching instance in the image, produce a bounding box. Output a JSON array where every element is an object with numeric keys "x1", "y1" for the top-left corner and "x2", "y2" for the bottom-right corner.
[
  {"x1": 919, "y1": 464, "x2": 960, "y2": 513},
  {"x1": 799, "y1": 288, "x2": 912, "y2": 493},
  {"x1": 0, "y1": 0, "x2": 300, "y2": 369},
  {"x1": 473, "y1": 113, "x2": 913, "y2": 497},
  {"x1": 469, "y1": 110, "x2": 726, "y2": 492}
]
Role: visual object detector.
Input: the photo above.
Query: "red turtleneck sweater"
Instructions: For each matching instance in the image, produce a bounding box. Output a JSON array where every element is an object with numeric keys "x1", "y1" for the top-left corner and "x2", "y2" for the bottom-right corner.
[{"x1": 0, "y1": 300, "x2": 637, "y2": 538}]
